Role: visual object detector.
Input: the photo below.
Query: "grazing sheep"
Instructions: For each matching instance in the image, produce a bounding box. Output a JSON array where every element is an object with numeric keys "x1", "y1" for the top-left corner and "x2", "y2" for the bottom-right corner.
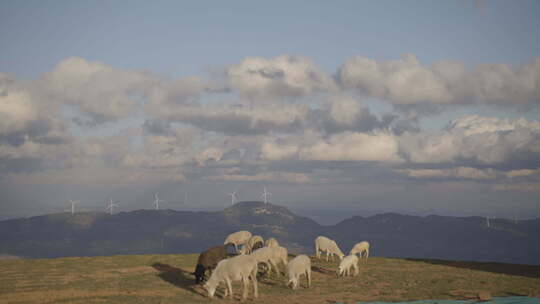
[
  {"x1": 203, "y1": 254, "x2": 259, "y2": 300},
  {"x1": 264, "y1": 237, "x2": 279, "y2": 248},
  {"x1": 224, "y1": 230, "x2": 252, "y2": 253},
  {"x1": 240, "y1": 235, "x2": 264, "y2": 255},
  {"x1": 286, "y1": 255, "x2": 311, "y2": 289},
  {"x1": 337, "y1": 254, "x2": 359, "y2": 277},
  {"x1": 349, "y1": 241, "x2": 370, "y2": 263},
  {"x1": 193, "y1": 245, "x2": 228, "y2": 284},
  {"x1": 250, "y1": 246, "x2": 288, "y2": 276},
  {"x1": 315, "y1": 236, "x2": 345, "y2": 261}
]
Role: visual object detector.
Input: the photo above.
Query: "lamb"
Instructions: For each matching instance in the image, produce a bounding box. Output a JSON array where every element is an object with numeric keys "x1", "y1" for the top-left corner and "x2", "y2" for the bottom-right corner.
[
  {"x1": 250, "y1": 246, "x2": 288, "y2": 276},
  {"x1": 224, "y1": 230, "x2": 252, "y2": 253},
  {"x1": 315, "y1": 236, "x2": 345, "y2": 261},
  {"x1": 264, "y1": 237, "x2": 279, "y2": 248},
  {"x1": 286, "y1": 254, "x2": 311, "y2": 289},
  {"x1": 203, "y1": 254, "x2": 259, "y2": 300},
  {"x1": 337, "y1": 254, "x2": 359, "y2": 277},
  {"x1": 349, "y1": 241, "x2": 370, "y2": 263},
  {"x1": 193, "y1": 245, "x2": 228, "y2": 284},
  {"x1": 239, "y1": 235, "x2": 264, "y2": 254}
]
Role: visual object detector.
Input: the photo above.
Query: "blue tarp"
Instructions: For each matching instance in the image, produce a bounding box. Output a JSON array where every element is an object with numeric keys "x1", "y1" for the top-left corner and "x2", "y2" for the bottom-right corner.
[{"x1": 355, "y1": 297, "x2": 540, "y2": 304}]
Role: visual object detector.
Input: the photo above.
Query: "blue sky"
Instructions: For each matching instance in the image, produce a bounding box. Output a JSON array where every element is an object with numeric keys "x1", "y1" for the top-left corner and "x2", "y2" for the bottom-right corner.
[{"x1": 1, "y1": 1, "x2": 539, "y2": 222}]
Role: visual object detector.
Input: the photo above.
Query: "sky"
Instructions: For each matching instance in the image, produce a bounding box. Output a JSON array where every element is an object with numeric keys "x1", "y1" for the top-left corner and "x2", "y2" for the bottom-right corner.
[{"x1": 1, "y1": 0, "x2": 540, "y2": 222}]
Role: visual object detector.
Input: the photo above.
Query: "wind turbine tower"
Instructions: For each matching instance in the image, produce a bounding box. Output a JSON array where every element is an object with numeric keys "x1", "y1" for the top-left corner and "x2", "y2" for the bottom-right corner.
[
  {"x1": 153, "y1": 193, "x2": 164, "y2": 210},
  {"x1": 261, "y1": 187, "x2": 271, "y2": 204},
  {"x1": 68, "y1": 200, "x2": 79, "y2": 215},
  {"x1": 228, "y1": 190, "x2": 238, "y2": 205},
  {"x1": 106, "y1": 198, "x2": 119, "y2": 215}
]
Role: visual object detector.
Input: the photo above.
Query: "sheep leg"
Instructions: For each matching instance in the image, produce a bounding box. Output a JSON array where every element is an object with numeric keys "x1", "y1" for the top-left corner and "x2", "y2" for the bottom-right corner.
[
  {"x1": 269, "y1": 260, "x2": 279, "y2": 276},
  {"x1": 222, "y1": 281, "x2": 228, "y2": 298},
  {"x1": 251, "y1": 266, "x2": 258, "y2": 298},
  {"x1": 365, "y1": 249, "x2": 369, "y2": 263},
  {"x1": 242, "y1": 276, "x2": 249, "y2": 300},
  {"x1": 306, "y1": 269, "x2": 311, "y2": 288},
  {"x1": 325, "y1": 251, "x2": 329, "y2": 261},
  {"x1": 226, "y1": 278, "x2": 233, "y2": 299}
]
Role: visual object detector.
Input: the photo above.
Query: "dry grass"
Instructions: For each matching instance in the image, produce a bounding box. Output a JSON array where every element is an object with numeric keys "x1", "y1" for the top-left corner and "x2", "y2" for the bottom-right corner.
[{"x1": 1, "y1": 254, "x2": 539, "y2": 303}]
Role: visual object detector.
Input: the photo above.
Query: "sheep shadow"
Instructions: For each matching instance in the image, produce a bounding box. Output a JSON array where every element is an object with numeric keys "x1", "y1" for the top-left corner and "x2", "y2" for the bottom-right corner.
[
  {"x1": 405, "y1": 258, "x2": 540, "y2": 279},
  {"x1": 311, "y1": 265, "x2": 335, "y2": 275},
  {"x1": 151, "y1": 262, "x2": 205, "y2": 296}
]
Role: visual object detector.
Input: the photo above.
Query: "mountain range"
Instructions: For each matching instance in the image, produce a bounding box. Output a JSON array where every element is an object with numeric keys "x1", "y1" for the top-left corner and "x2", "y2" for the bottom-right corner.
[{"x1": 1, "y1": 201, "x2": 539, "y2": 265}]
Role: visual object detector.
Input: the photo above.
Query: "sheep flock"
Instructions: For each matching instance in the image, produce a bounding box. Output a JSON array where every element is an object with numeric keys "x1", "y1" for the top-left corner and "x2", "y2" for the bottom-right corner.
[{"x1": 195, "y1": 231, "x2": 370, "y2": 300}]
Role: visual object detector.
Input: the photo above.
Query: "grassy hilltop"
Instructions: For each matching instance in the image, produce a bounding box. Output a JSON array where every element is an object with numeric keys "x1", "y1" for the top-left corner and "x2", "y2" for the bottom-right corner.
[{"x1": 1, "y1": 254, "x2": 539, "y2": 304}]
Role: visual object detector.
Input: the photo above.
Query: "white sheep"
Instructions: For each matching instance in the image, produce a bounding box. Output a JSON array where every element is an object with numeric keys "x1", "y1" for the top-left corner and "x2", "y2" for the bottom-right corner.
[
  {"x1": 286, "y1": 254, "x2": 311, "y2": 289},
  {"x1": 250, "y1": 246, "x2": 288, "y2": 276},
  {"x1": 264, "y1": 237, "x2": 279, "y2": 248},
  {"x1": 240, "y1": 235, "x2": 264, "y2": 254},
  {"x1": 337, "y1": 254, "x2": 359, "y2": 277},
  {"x1": 315, "y1": 236, "x2": 344, "y2": 261},
  {"x1": 349, "y1": 241, "x2": 370, "y2": 263},
  {"x1": 203, "y1": 254, "x2": 259, "y2": 300},
  {"x1": 224, "y1": 230, "x2": 252, "y2": 253}
]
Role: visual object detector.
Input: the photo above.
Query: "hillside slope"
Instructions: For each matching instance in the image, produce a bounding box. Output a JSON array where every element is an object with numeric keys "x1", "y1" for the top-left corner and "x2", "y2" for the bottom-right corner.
[{"x1": 1, "y1": 201, "x2": 539, "y2": 264}]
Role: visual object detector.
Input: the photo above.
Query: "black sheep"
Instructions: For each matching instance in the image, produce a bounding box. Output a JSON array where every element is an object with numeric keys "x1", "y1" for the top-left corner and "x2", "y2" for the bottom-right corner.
[{"x1": 192, "y1": 245, "x2": 227, "y2": 284}]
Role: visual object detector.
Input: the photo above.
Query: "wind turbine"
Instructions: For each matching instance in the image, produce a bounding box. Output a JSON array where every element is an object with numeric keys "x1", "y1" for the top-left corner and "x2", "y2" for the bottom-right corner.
[
  {"x1": 261, "y1": 187, "x2": 271, "y2": 204},
  {"x1": 153, "y1": 193, "x2": 164, "y2": 210},
  {"x1": 106, "y1": 198, "x2": 119, "y2": 215},
  {"x1": 66, "y1": 200, "x2": 79, "y2": 215},
  {"x1": 228, "y1": 190, "x2": 238, "y2": 205}
]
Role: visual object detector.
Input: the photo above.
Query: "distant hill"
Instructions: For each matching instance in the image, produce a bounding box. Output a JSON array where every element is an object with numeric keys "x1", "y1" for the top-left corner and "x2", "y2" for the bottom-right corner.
[{"x1": 1, "y1": 201, "x2": 539, "y2": 264}]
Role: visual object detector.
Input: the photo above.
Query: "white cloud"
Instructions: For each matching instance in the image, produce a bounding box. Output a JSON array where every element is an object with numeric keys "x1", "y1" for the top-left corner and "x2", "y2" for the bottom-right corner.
[
  {"x1": 261, "y1": 131, "x2": 402, "y2": 163},
  {"x1": 328, "y1": 95, "x2": 364, "y2": 126},
  {"x1": 492, "y1": 183, "x2": 540, "y2": 192},
  {"x1": 398, "y1": 167, "x2": 499, "y2": 180},
  {"x1": 339, "y1": 54, "x2": 452, "y2": 104},
  {"x1": 300, "y1": 131, "x2": 402, "y2": 162},
  {"x1": 42, "y1": 57, "x2": 150, "y2": 121},
  {"x1": 339, "y1": 54, "x2": 540, "y2": 106},
  {"x1": 227, "y1": 55, "x2": 337, "y2": 99},
  {"x1": 0, "y1": 90, "x2": 38, "y2": 135},
  {"x1": 143, "y1": 76, "x2": 205, "y2": 117},
  {"x1": 505, "y1": 169, "x2": 539, "y2": 178},
  {"x1": 400, "y1": 115, "x2": 540, "y2": 165},
  {"x1": 151, "y1": 102, "x2": 309, "y2": 135},
  {"x1": 261, "y1": 142, "x2": 299, "y2": 161},
  {"x1": 206, "y1": 171, "x2": 312, "y2": 184}
]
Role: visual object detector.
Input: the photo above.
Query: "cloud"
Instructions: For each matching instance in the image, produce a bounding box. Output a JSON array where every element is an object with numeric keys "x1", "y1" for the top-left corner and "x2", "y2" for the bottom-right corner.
[
  {"x1": 227, "y1": 55, "x2": 337, "y2": 99},
  {"x1": 492, "y1": 183, "x2": 540, "y2": 192},
  {"x1": 0, "y1": 77, "x2": 69, "y2": 148},
  {"x1": 399, "y1": 115, "x2": 540, "y2": 167},
  {"x1": 338, "y1": 54, "x2": 540, "y2": 106},
  {"x1": 151, "y1": 102, "x2": 309, "y2": 135},
  {"x1": 143, "y1": 76, "x2": 206, "y2": 117},
  {"x1": 300, "y1": 131, "x2": 402, "y2": 162},
  {"x1": 42, "y1": 57, "x2": 151, "y2": 122},
  {"x1": 261, "y1": 131, "x2": 402, "y2": 163},
  {"x1": 398, "y1": 167, "x2": 499, "y2": 180},
  {"x1": 0, "y1": 90, "x2": 38, "y2": 135},
  {"x1": 205, "y1": 171, "x2": 312, "y2": 184},
  {"x1": 313, "y1": 95, "x2": 390, "y2": 134}
]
